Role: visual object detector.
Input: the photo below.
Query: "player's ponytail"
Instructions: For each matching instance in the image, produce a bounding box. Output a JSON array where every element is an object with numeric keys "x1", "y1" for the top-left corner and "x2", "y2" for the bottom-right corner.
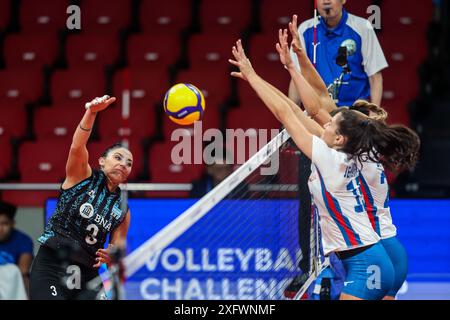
[
  {"x1": 349, "y1": 99, "x2": 388, "y2": 122},
  {"x1": 338, "y1": 109, "x2": 420, "y2": 171}
]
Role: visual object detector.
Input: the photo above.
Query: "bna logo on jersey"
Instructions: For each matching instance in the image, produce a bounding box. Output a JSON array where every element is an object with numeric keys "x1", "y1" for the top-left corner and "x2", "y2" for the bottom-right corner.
[
  {"x1": 341, "y1": 39, "x2": 357, "y2": 56},
  {"x1": 80, "y1": 203, "x2": 95, "y2": 219}
]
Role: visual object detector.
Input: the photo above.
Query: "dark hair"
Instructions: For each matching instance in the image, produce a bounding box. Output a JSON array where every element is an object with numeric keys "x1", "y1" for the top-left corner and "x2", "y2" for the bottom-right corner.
[
  {"x1": 0, "y1": 201, "x2": 17, "y2": 220},
  {"x1": 101, "y1": 142, "x2": 130, "y2": 158},
  {"x1": 337, "y1": 109, "x2": 420, "y2": 171}
]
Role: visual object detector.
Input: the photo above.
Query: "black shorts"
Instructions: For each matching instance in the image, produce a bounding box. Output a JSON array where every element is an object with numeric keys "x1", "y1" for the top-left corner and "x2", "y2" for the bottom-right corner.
[{"x1": 30, "y1": 245, "x2": 105, "y2": 300}]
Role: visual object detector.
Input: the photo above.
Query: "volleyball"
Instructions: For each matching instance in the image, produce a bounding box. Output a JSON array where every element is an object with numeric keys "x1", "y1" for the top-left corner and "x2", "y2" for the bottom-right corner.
[{"x1": 163, "y1": 83, "x2": 206, "y2": 125}]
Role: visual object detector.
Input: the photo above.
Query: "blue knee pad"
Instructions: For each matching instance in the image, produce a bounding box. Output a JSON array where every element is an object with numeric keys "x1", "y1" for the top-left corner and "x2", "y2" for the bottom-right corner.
[
  {"x1": 340, "y1": 242, "x2": 395, "y2": 300},
  {"x1": 381, "y1": 236, "x2": 408, "y2": 297}
]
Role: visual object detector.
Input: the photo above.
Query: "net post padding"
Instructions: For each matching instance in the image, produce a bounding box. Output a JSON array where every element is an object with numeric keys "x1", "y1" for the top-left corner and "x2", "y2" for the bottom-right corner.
[{"x1": 124, "y1": 129, "x2": 292, "y2": 277}]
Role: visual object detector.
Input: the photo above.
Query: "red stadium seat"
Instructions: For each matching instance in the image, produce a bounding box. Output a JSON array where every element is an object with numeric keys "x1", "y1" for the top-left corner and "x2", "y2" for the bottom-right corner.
[
  {"x1": 98, "y1": 105, "x2": 157, "y2": 140},
  {"x1": 176, "y1": 68, "x2": 231, "y2": 106},
  {"x1": 0, "y1": 101, "x2": 27, "y2": 139},
  {"x1": 378, "y1": 34, "x2": 424, "y2": 110},
  {"x1": 225, "y1": 99, "x2": 281, "y2": 165},
  {"x1": 81, "y1": 0, "x2": 131, "y2": 34},
  {"x1": 277, "y1": 148, "x2": 300, "y2": 185},
  {"x1": 51, "y1": 69, "x2": 106, "y2": 106},
  {"x1": 379, "y1": 34, "x2": 427, "y2": 72},
  {"x1": 33, "y1": 106, "x2": 85, "y2": 140},
  {"x1": 87, "y1": 137, "x2": 144, "y2": 182},
  {"x1": 345, "y1": 0, "x2": 374, "y2": 18},
  {"x1": 236, "y1": 66, "x2": 290, "y2": 104},
  {"x1": 226, "y1": 102, "x2": 281, "y2": 132},
  {"x1": 228, "y1": 71, "x2": 284, "y2": 134},
  {"x1": 127, "y1": 34, "x2": 180, "y2": 69},
  {"x1": 381, "y1": 0, "x2": 433, "y2": 34},
  {"x1": 149, "y1": 141, "x2": 204, "y2": 183},
  {"x1": 19, "y1": 140, "x2": 70, "y2": 182},
  {"x1": 4, "y1": 34, "x2": 58, "y2": 69},
  {"x1": 0, "y1": 68, "x2": 43, "y2": 104},
  {"x1": 0, "y1": 0, "x2": 10, "y2": 31},
  {"x1": 200, "y1": 0, "x2": 251, "y2": 35},
  {"x1": 66, "y1": 34, "x2": 119, "y2": 68},
  {"x1": 112, "y1": 68, "x2": 169, "y2": 109},
  {"x1": 249, "y1": 34, "x2": 284, "y2": 69},
  {"x1": 0, "y1": 136, "x2": 12, "y2": 178},
  {"x1": 260, "y1": 0, "x2": 312, "y2": 34},
  {"x1": 381, "y1": 69, "x2": 415, "y2": 126},
  {"x1": 188, "y1": 34, "x2": 236, "y2": 71},
  {"x1": 140, "y1": 0, "x2": 192, "y2": 34},
  {"x1": 20, "y1": 0, "x2": 70, "y2": 34},
  {"x1": 0, "y1": 190, "x2": 60, "y2": 207}
]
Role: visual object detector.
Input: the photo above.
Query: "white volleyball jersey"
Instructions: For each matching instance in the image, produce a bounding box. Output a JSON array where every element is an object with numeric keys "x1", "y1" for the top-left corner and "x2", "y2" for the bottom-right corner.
[
  {"x1": 357, "y1": 160, "x2": 397, "y2": 239},
  {"x1": 308, "y1": 136, "x2": 380, "y2": 255}
]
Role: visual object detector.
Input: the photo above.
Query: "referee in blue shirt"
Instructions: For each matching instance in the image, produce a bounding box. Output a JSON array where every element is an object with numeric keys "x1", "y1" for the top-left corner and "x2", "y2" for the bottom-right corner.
[{"x1": 289, "y1": 0, "x2": 388, "y2": 106}]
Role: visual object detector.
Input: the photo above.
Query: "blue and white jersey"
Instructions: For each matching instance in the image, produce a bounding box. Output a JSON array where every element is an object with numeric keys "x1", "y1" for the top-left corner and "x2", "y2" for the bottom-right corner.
[
  {"x1": 291, "y1": 9, "x2": 388, "y2": 106},
  {"x1": 357, "y1": 160, "x2": 397, "y2": 239},
  {"x1": 308, "y1": 136, "x2": 380, "y2": 255}
]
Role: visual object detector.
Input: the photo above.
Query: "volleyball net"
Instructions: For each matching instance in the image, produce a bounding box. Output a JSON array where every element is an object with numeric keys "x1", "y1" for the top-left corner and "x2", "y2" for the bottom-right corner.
[{"x1": 120, "y1": 129, "x2": 329, "y2": 300}]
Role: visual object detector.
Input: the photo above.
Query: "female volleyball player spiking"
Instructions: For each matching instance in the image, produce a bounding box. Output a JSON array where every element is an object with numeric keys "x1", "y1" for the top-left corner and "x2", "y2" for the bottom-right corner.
[
  {"x1": 228, "y1": 37, "x2": 420, "y2": 299},
  {"x1": 30, "y1": 95, "x2": 132, "y2": 300},
  {"x1": 287, "y1": 15, "x2": 410, "y2": 299}
]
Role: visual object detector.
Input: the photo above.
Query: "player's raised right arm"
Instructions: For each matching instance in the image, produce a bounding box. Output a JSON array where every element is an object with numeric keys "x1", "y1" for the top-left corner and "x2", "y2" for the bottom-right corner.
[{"x1": 62, "y1": 95, "x2": 116, "y2": 189}]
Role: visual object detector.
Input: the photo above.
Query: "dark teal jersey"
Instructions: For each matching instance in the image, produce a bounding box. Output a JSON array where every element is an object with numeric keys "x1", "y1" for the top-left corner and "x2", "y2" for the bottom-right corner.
[{"x1": 39, "y1": 170, "x2": 127, "y2": 267}]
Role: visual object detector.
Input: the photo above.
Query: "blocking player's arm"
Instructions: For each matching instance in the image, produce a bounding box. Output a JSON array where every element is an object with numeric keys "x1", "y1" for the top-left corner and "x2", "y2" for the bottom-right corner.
[
  {"x1": 276, "y1": 28, "x2": 333, "y2": 128},
  {"x1": 246, "y1": 72, "x2": 314, "y2": 159},
  {"x1": 288, "y1": 15, "x2": 336, "y2": 126},
  {"x1": 289, "y1": 60, "x2": 333, "y2": 127},
  {"x1": 288, "y1": 14, "x2": 330, "y2": 100},
  {"x1": 261, "y1": 78, "x2": 324, "y2": 137},
  {"x1": 229, "y1": 40, "x2": 314, "y2": 159},
  {"x1": 62, "y1": 96, "x2": 116, "y2": 189}
]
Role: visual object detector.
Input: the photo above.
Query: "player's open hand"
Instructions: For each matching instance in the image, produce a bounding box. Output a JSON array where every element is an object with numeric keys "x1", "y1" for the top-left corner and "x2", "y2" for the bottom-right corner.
[
  {"x1": 229, "y1": 39, "x2": 256, "y2": 81},
  {"x1": 85, "y1": 95, "x2": 116, "y2": 113},
  {"x1": 93, "y1": 246, "x2": 112, "y2": 268},
  {"x1": 276, "y1": 29, "x2": 295, "y2": 69},
  {"x1": 289, "y1": 14, "x2": 305, "y2": 56}
]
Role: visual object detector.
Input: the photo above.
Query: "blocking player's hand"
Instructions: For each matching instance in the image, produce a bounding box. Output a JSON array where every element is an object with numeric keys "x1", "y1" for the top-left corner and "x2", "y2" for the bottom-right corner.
[
  {"x1": 289, "y1": 14, "x2": 305, "y2": 56},
  {"x1": 276, "y1": 29, "x2": 295, "y2": 69},
  {"x1": 85, "y1": 95, "x2": 116, "y2": 113},
  {"x1": 229, "y1": 39, "x2": 256, "y2": 81}
]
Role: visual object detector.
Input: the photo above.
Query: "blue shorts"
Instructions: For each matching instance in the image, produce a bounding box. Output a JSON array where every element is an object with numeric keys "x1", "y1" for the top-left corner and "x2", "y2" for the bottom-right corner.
[
  {"x1": 339, "y1": 242, "x2": 395, "y2": 300},
  {"x1": 381, "y1": 236, "x2": 408, "y2": 297}
]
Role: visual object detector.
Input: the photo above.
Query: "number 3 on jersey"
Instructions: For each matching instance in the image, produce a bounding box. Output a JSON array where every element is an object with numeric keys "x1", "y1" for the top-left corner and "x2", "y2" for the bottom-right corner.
[{"x1": 85, "y1": 224, "x2": 99, "y2": 245}]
